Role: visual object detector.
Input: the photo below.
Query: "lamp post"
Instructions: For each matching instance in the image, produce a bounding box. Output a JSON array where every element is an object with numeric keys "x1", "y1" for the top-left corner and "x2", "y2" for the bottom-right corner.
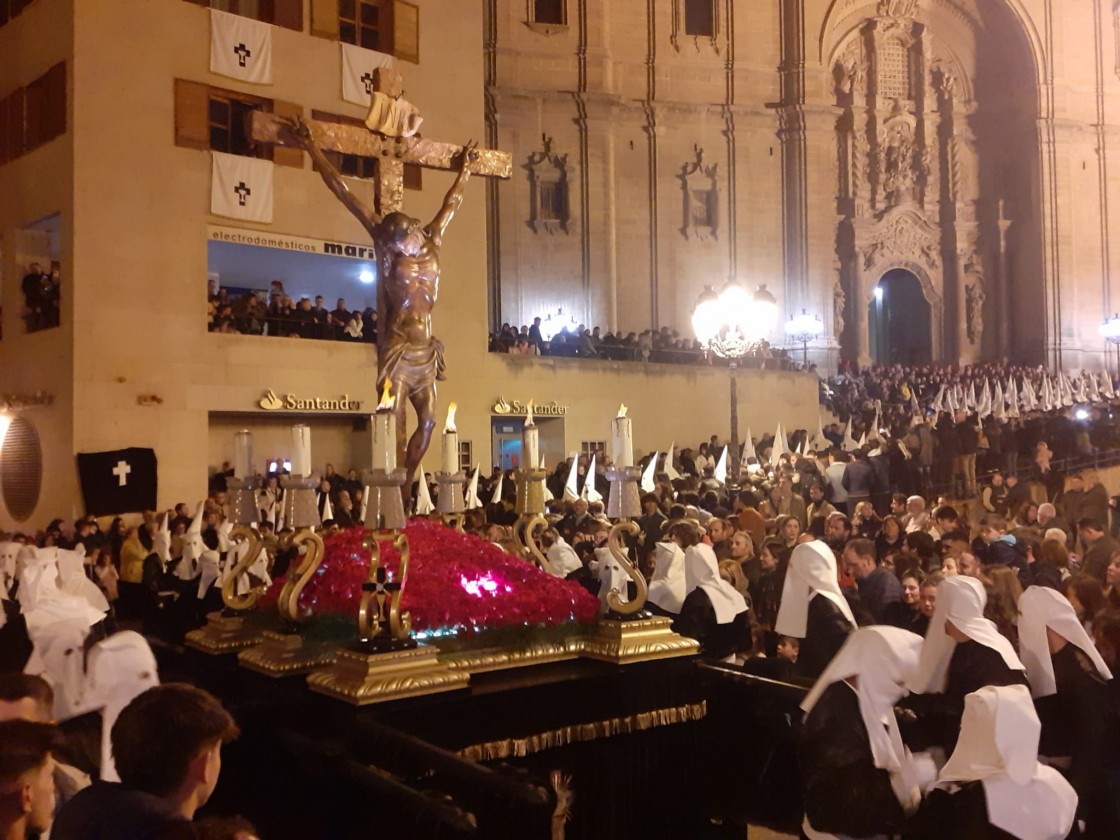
[
  {"x1": 691, "y1": 281, "x2": 778, "y2": 485},
  {"x1": 784, "y1": 309, "x2": 824, "y2": 366},
  {"x1": 1099, "y1": 315, "x2": 1120, "y2": 376}
]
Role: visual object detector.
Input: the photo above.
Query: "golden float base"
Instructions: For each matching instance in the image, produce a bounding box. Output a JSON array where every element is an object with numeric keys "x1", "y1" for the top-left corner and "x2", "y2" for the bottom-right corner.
[
  {"x1": 185, "y1": 612, "x2": 265, "y2": 655},
  {"x1": 237, "y1": 630, "x2": 337, "y2": 677},
  {"x1": 440, "y1": 639, "x2": 582, "y2": 675},
  {"x1": 307, "y1": 643, "x2": 469, "y2": 705},
  {"x1": 580, "y1": 616, "x2": 700, "y2": 665}
]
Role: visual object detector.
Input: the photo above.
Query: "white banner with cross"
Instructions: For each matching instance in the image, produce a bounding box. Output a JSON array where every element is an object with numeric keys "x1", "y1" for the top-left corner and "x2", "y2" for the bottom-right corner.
[
  {"x1": 340, "y1": 42, "x2": 395, "y2": 107},
  {"x1": 211, "y1": 151, "x2": 274, "y2": 223},
  {"x1": 210, "y1": 8, "x2": 273, "y2": 85}
]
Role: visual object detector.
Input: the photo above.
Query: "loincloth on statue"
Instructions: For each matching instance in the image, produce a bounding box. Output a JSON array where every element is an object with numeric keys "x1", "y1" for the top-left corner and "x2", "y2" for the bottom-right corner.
[{"x1": 379, "y1": 337, "x2": 446, "y2": 395}]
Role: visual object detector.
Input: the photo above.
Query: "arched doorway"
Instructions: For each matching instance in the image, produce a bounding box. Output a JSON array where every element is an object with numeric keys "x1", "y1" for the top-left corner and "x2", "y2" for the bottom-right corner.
[{"x1": 868, "y1": 269, "x2": 931, "y2": 364}]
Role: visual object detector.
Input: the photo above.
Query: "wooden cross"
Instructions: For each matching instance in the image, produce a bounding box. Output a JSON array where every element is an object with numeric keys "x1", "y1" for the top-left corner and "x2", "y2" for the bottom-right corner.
[{"x1": 249, "y1": 68, "x2": 511, "y2": 216}]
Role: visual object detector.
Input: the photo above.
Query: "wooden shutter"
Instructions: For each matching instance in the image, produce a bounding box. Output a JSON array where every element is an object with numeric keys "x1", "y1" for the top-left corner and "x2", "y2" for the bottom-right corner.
[
  {"x1": 41, "y1": 62, "x2": 66, "y2": 143},
  {"x1": 5, "y1": 88, "x2": 25, "y2": 161},
  {"x1": 273, "y1": 0, "x2": 303, "y2": 30},
  {"x1": 393, "y1": 0, "x2": 418, "y2": 63},
  {"x1": 310, "y1": 0, "x2": 338, "y2": 38},
  {"x1": 174, "y1": 79, "x2": 211, "y2": 150},
  {"x1": 24, "y1": 73, "x2": 45, "y2": 150},
  {"x1": 271, "y1": 99, "x2": 304, "y2": 167}
]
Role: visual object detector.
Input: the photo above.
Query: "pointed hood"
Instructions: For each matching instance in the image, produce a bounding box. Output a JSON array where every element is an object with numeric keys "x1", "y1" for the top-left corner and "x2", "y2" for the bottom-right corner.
[
  {"x1": 640, "y1": 452, "x2": 658, "y2": 493},
  {"x1": 415, "y1": 467, "x2": 434, "y2": 515}
]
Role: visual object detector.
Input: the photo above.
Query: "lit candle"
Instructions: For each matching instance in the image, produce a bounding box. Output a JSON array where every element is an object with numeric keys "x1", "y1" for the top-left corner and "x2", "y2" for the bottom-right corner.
[
  {"x1": 522, "y1": 400, "x2": 539, "y2": 470},
  {"x1": 290, "y1": 425, "x2": 311, "y2": 477},
  {"x1": 611, "y1": 404, "x2": 633, "y2": 468},
  {"x1": 372, "y1": 380, "x2": 397, "y2": 472},
  {"x1": 233, "y1": 429, "x2": 253, "y2": 479},
  {"x1": 441, "y1": 402, "x2": 459, "y2": 474}
]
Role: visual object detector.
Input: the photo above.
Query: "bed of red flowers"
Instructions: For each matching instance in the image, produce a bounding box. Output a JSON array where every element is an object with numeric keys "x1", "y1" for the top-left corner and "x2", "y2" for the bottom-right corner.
[{"x1": 260, "y1": 518, "x2": 599, "y2": 639}]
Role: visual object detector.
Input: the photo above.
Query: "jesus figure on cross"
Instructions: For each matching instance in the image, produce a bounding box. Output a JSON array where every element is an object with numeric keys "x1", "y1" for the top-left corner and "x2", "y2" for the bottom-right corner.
[{"x1": 279, "y1": 115, "x2": 477, "y2": 491}]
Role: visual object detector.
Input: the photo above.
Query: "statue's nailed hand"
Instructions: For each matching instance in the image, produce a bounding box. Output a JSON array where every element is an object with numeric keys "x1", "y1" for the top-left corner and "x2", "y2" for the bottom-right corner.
[
  {"x1": 459, "y1": 140, "x2": 480, "y2": 168},
  {"x1": 279, "y1": 115, "x2": 313, "y2": 147}
]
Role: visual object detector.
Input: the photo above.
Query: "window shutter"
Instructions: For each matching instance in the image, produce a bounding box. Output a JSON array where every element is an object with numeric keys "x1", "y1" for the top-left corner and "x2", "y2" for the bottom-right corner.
[
  {"x1": 393, "y1": 0, "x2": 419, "y2": 63},
  {"x1": 309, "y1": 0, "x2": 338, "y2": 38},
  {"x1": 41, "y1": 62, "x2": 66, "y2": 143},
  {"x1": 174, "y1": 79, "x2": 211, "y2": 150},
  {"x1": 273, "y1": 0, "x2": 303, "y2": 30},
  {"x1": 24, "y1": 74, "x2": 45, "y2": 150},
  {"x1": 0, "y1": 95, "x2": 9, "y2": 164},
  {"x1": 5, "y1": 88, "x2": 25, "y2": 161},
  {"x1": 272, "y1": 99, "x2": 304, "y2": 167}
]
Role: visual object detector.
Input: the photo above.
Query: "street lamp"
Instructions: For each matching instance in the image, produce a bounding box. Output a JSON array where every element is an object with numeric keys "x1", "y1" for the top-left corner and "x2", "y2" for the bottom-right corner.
[
  {"x1": 1099, "y1": 314, "x2": 1120, "y2": 376},
  {"x1": 691, "y1": 281, "x2": 777, "y2": 485},
  {"x1": 538, "y1": 308, "x2": 579, "y2": 341},
  {"x1": 784, "y1": 309, "x2": 824, "y2": 365}
]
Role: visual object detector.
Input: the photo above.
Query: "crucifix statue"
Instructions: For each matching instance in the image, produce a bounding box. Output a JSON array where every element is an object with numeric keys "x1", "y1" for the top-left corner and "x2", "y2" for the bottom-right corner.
[{"x1": 249, "y1": 68, "x2": 511, "y2": 495}]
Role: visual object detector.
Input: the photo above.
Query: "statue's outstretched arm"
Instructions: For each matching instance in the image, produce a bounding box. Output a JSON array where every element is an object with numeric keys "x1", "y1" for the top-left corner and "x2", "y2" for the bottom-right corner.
[
  {"x1": 279, "y1": 115, "x2": 379, "y2": 234},
  {"x1": 427, "y1": 141, "x2": 478, "y2": 245}
]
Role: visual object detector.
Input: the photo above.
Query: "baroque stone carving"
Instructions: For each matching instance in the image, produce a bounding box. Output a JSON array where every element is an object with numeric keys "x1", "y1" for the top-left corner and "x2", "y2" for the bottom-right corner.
[
  {"x1": 862, "y1": 213, "x2": 940, "y2": 272},
  {"x1": 878, "y1": 0, "x2": 919, "y2": 17},
  {"x1": 879, "y1": 106, "x2": 920, "y2": 205},
  {"x1": 834, "y1": 281, "x2": 847, "y2": 338}
]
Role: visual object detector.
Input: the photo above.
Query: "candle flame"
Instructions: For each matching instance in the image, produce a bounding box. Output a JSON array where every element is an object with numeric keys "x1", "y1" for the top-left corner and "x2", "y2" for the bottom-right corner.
[
  {"x1": 377, "y1": 379, "x2": 395, "y2": 411},
  {"x1": 617, "y1": 403, "x2": 628, "y2": 419},
  {"x1": 444, "y1": 402, "x2": 458, "y2": 433},
  {"x1": 523, "y1": 399, "x2": 535, "y2": 428}
]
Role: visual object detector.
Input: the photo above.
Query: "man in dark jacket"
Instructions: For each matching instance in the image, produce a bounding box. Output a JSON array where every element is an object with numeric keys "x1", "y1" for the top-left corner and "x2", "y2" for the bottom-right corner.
[
  {"x1": 956, "y1": 413, "x2": 980, "y2": 498},
  {"x1": 841, "y1": 449, "x2": 877, "y2": 517},
  {"x1": 1079, "y1": 518, "x2": 1119, "y2": 584}
]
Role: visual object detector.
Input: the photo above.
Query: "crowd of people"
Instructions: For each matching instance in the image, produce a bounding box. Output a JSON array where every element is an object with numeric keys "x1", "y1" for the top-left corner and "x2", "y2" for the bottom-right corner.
[
  {"x1": 8, "y1": 400, "x2": 1120, "y2": 835},
  {"x1": 208, "y1": 284, "x2": 377, "y2": 344},
  {"x1": 20, "y1": 261, "x2": 61, "y2": 334},
  {"x1": 488, "y1": 318, "x2": 801, "y2": 368}
]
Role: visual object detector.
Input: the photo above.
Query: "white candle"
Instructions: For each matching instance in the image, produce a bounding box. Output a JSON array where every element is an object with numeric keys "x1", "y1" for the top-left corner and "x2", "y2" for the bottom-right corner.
[
  {"x1": 442, "y1": 431, "x2": 459, "y2": 474},
  {"x1": 233, "y1": 430, "x2": 253, "y2": 479},
  {"x1": 522, "y1": 424, "x2": 539, "y2": 470},
  {"x1": 290, "y1": 425, "x2": 312, "y2": 477},
  {"x1": 611, "y1": 407, "x2": 633, "y2": 468},
  {"x1": 373, "y1": 411, "x2": 396, "y2": 472}
]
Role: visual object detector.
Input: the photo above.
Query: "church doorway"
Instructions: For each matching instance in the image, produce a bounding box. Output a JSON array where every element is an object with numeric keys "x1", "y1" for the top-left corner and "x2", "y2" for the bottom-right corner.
[{"x1": 868, "y1": 269, "x2": 931, "y2": 365}]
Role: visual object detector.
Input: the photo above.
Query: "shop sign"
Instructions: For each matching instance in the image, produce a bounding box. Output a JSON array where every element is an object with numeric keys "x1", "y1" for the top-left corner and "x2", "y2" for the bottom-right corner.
[
  {"x1": 258, "y1": 390, "x2": 364, "y2": 412},
  {"x1": 491, "y1": 397, "x2": 568, "y2": 416},
  {"x1": 0, "y1": 391, "x2": 54, "y2": 411}
]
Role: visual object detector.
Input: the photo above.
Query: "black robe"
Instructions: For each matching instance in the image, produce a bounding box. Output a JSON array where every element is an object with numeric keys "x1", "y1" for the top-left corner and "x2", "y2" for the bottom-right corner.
[
  {"x1": 672, "y1": 589, "x2": 750, "y2": 660},
  {"x1": 0, "y1": 598, "x2": 34, "y2": 672},
  {"x1": 901, "y1": 640, "x2": 1029, "y2": 753},
  {"x1": 798, "y1": 681, "x2": 908, "y2": 837},
  {"x1": 793, "y1": 595, "x2": 854, "y2": 680},
  {"x1": 905, "y1": 783, "x2": 1018, "y2": 840},
  {"x1": 1035, "y1": 644, "x2": 1117, "y2": 838}
]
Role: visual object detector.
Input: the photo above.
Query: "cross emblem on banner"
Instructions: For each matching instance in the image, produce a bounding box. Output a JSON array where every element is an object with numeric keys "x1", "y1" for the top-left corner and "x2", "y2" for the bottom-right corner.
[
  {"x1": 233, "y1": 42, "x2": 251, "y2": 67},
  {"x1": 249, "y1": 68, "x2": 512, "y2": 216},
  {"x1": 233, "y1": 182, "x2": 251, "y2": 206},
  {"x1": 360, "y1": 71, "x2": 376, "y2": 94},
  {"x1": 112, "y1": 460, "x2": 131, "y2": 487}
]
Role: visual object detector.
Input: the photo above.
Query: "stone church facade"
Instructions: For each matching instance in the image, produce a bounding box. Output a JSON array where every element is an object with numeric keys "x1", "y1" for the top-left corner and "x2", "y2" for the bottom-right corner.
[{"x1": 485, "y1": 0, "x2": 1120, "y2": 371}]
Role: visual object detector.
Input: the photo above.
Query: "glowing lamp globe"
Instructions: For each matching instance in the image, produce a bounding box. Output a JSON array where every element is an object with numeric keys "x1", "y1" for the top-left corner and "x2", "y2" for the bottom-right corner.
[
  {"x1": 718, "y1": 280, "x2": 751, "y2": 336},
  {"x1": 691, "y1": 286, "x2": 721, "y2": 346},
  {"x1": 751, "y1": 284, "x2": 779, "y2": 343}
]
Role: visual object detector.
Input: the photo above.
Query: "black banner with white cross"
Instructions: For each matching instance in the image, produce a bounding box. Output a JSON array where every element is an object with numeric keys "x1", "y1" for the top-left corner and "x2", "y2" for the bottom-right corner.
[
  {"x1": 76, "y1": 448, "x2": 158, "y2": 516},
  {"x1": 209, "y1": 8, "x2": 272, "y2": 85}
]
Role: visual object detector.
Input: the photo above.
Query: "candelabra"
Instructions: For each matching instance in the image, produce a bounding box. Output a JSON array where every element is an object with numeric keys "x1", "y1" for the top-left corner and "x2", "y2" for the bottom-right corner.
[
  {"x1": 307, "y1": 502, "x2": 468, "y2": 704},
  {"x1": 435, "y1": 469, "x2": 467, "y2": 531},
  {"x1": 582, "y1": 467, "x2": 699, "y2": 664},
  {"x1": 239, "y1": 474, "x2": 335, "y2": 676},
  {"x1": 512, "y1": 467, "x2": 553, "y2": 574}
]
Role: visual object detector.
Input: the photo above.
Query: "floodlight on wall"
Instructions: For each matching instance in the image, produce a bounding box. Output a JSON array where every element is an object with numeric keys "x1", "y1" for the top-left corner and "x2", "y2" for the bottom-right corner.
[
  {"x1": 784, "y1": 309, "x2": 824, "y2": 364},
  {"x1": 359, "y1": 269, "x2": 375, "y2": 284}
]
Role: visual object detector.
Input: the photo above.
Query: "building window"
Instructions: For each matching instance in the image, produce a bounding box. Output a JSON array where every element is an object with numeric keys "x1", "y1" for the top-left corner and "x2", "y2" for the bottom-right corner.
[
  {"x1": 0, "y1": 62, "x2": 65, "y2": 166},
  {"x1": 876, "y1": 37, "x2": 913, "y2": 101},
  {"x1": 208, "y1": 94, "x2": 269, "y2": 158},
  {"x1": 532, "y1": 0, "x2": 564, "y2": 25},
  {"x1": 580, "y1": 441, "x2": 605, "y2": 459},
  {"x1": 526, "y1": 135, "x2": 570, "y2": 234},
  {"x1": 459, "y1": 441, "x2": 473, "y2": 473},
  {"x1": 679, "y1": 145, "x2": 719, "y2": 240},
  {"x1": 339, "y1": 0, "x2": 383, "y2": 50},
  {"x1": 313, "y1": 0, "x2": 419, "y2": 63},
  {"x1": 310, "y1": 109, "x2": 376, "y2": 178},
  {"x1": 183, "y1": 0, "x2": 304, "y2": 30},
  {"x1": 175, "y1": 80, "x2": 305, "y2": 166},
  {"x1": 683, "y1": 0, "x2": 714, "y2": 37}
]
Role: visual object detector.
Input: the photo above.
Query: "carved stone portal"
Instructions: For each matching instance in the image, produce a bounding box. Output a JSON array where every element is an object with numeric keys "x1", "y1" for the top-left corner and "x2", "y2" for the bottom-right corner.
[
  {"x1": 679, "y1": 145, "x2": 719, "y2": 240},
  {"x1": 526, "y1": 134, "x2": 569, "y2": 234}
]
